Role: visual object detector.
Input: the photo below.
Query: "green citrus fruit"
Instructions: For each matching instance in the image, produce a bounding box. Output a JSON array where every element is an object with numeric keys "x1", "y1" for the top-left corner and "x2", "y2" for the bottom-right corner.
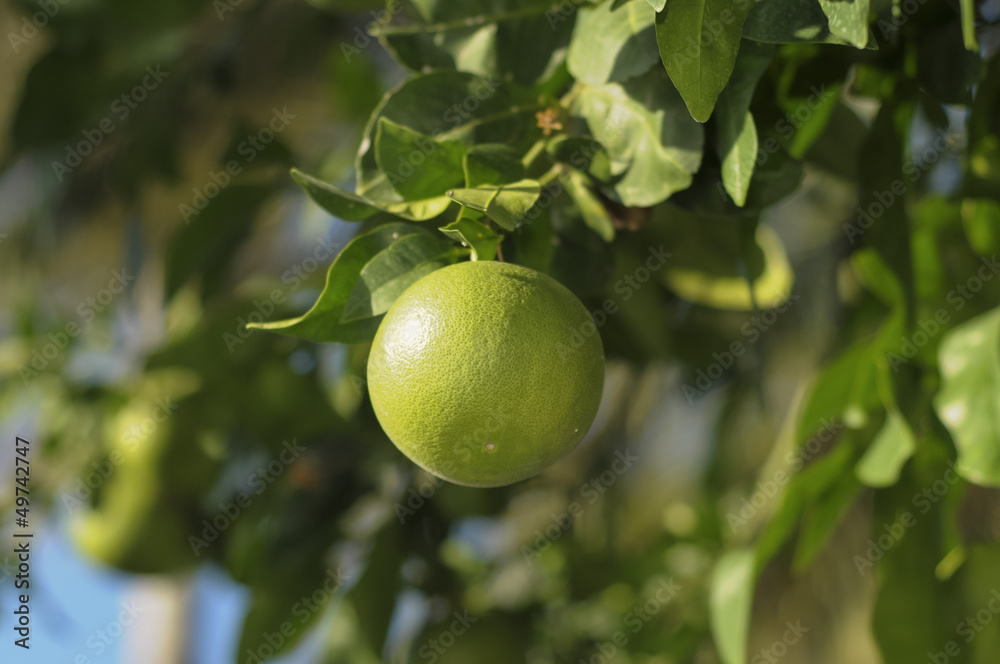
[{"x1": 367, "y1": 260, "x2": 605, "y2": 487}]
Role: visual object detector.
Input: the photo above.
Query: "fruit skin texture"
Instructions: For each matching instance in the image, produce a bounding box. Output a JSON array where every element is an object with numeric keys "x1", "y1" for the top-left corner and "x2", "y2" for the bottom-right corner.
[{"x1": 367, "y1": 260, "x2": 605, "y2": 488}]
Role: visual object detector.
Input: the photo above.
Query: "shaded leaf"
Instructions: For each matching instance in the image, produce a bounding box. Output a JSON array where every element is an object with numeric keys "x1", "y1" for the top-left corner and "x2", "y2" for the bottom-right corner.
[
  {"x1": 714, "y1": 41, "x2": 774, "y2": 206},
  {"x1": 375, "y1": 118, "x2": 466, "y2": 199},
  {"x1": 655, "y1": 0, "x2": 754, "y2": 122},
  {"x1": 564, "y1": 170, "x2": 615, "y2": 242},
  {"x1": 742, "y1": 0, "x2": 869, "y2": 45}
]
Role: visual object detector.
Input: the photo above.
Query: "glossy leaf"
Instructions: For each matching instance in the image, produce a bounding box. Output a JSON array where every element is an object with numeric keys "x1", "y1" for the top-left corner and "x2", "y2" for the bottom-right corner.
[
  {"x1": 655, "y1": 0, "x2": 755, "y2": 122},
  {"x1": 375, "y1": 118, "x2": 466, "y2": 200},
  {"x1": 571, "y1": 69, "x2": 703, "y2": 207},
  {"x1": 447, "y1": 179, "x2": 541, "y2": 231},
  {"x1": 439, "y1": 217, "x2": 501, "y2": 261}
]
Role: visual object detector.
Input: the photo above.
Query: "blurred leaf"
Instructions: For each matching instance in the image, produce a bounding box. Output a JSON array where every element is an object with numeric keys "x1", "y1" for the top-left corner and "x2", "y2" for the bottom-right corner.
[
  {"x1": 166, "y1": 185, "x2": 276, "y2": 299},
  {"x1": 375, "y1": 119, "x2": 466, "y2": 199},
  {"x1": 857, "y1": 411, "x2": 916, "y2": 487},
  {"x1": 934, "y1": 307, "x2": 1000, "y2": 487},
  {"x1": 742, "y1": 0, "x2": 871, "y2": 45},
  {"x1": 567, "y1": 0, "x2": 658, "y2": 86},
  {"x1": 654, "y1": 0, "x2": 754, "y2": 122},
  {"x1": 571, "y1": 69, "x2": 703, "y2": 206},
  {"x1": 447, "y1": 179, "x2": 541, "y2": 230},
  {"x1": 961, "y1": 198, "x2": 1000, "y2": 254},
  {"x1": 709, "y1": 548, "x2": 755, "y2": 664},
  {"x1": 564, "y1": 170, "x2": 615, "y2": 242},
  {"x1": 959, "y1": 0, "x2": 978, "y2": 51},
  {"x1": 247, "y1": 224, "x2": 442, "y2": 342},
  {"x1": 817, "y1": 0, "x2": 870, "y2": 48},
  {"x1": 347, "y1": 526, "x2": 403, "y2": 655}
]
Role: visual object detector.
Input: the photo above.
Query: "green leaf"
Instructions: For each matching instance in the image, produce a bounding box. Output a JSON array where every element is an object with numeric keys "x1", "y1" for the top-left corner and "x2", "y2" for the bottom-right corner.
[
  {"x1": 934, "y1": 308, "x2": 1000, "y2": 487},
  {"x1": 375, "y1": 0, "x2": 570, "y2": 86},
  {"x1": 742, "y1": 0, "x2": 868, "y2": 45},
  {"x1": 567, "y1": 0, "x2": 659, "y2": 85},
  {"x1": 546, "y1": 135, "x2": 614, "y2": 183},
  {"x1": 714, "y1": 41, "x2": 774, "y2": 206},
  {"x1": 817, "y1": 0, "x2": 870, "y2": 48},
  {"x1": 961, "y1": 198, "x2": 1000, "y2": 255},
  {"x1": 447, "y1": 179, "x2": 541, "y2": 231},
  {"x1": 709, "y1": 548, "x2": 756, "y2": 664},
  {"x1": 291, "y1": 169, "x2": 451, "y2": 222},
  {"x1": 571, "y1": 69, "x2": 703, "y2": 207},
  {"x1": 564, "y1": 170, "x2": 615, "y2": 242},
  {"x1": 463, "y1": 144, "x2": 526, "y2": 187},
  {"x1": 375, "y1": 118, "x2": 466, "y2": 200},
  {"x1": 246, "y1": 224, "x2": 443, "y2": 343},
  {"x1": 857, "y1": 411, "x2": 916, "y2": 487},
  {"x1": 356, "y1": 71, "x2": 541, "y2": 201},
  {"x1": 341, "y1": 232, "x2": 458, "y2": 322},
  {"x1": 644, "y1": 0, "x2": 666, "y2": 9},
  {"x1": 655, "y1": 0, "x2": 754, "y2": 122},
  {"x1": 439, "y1": 217, "x2": 501, "y2": 261}
]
